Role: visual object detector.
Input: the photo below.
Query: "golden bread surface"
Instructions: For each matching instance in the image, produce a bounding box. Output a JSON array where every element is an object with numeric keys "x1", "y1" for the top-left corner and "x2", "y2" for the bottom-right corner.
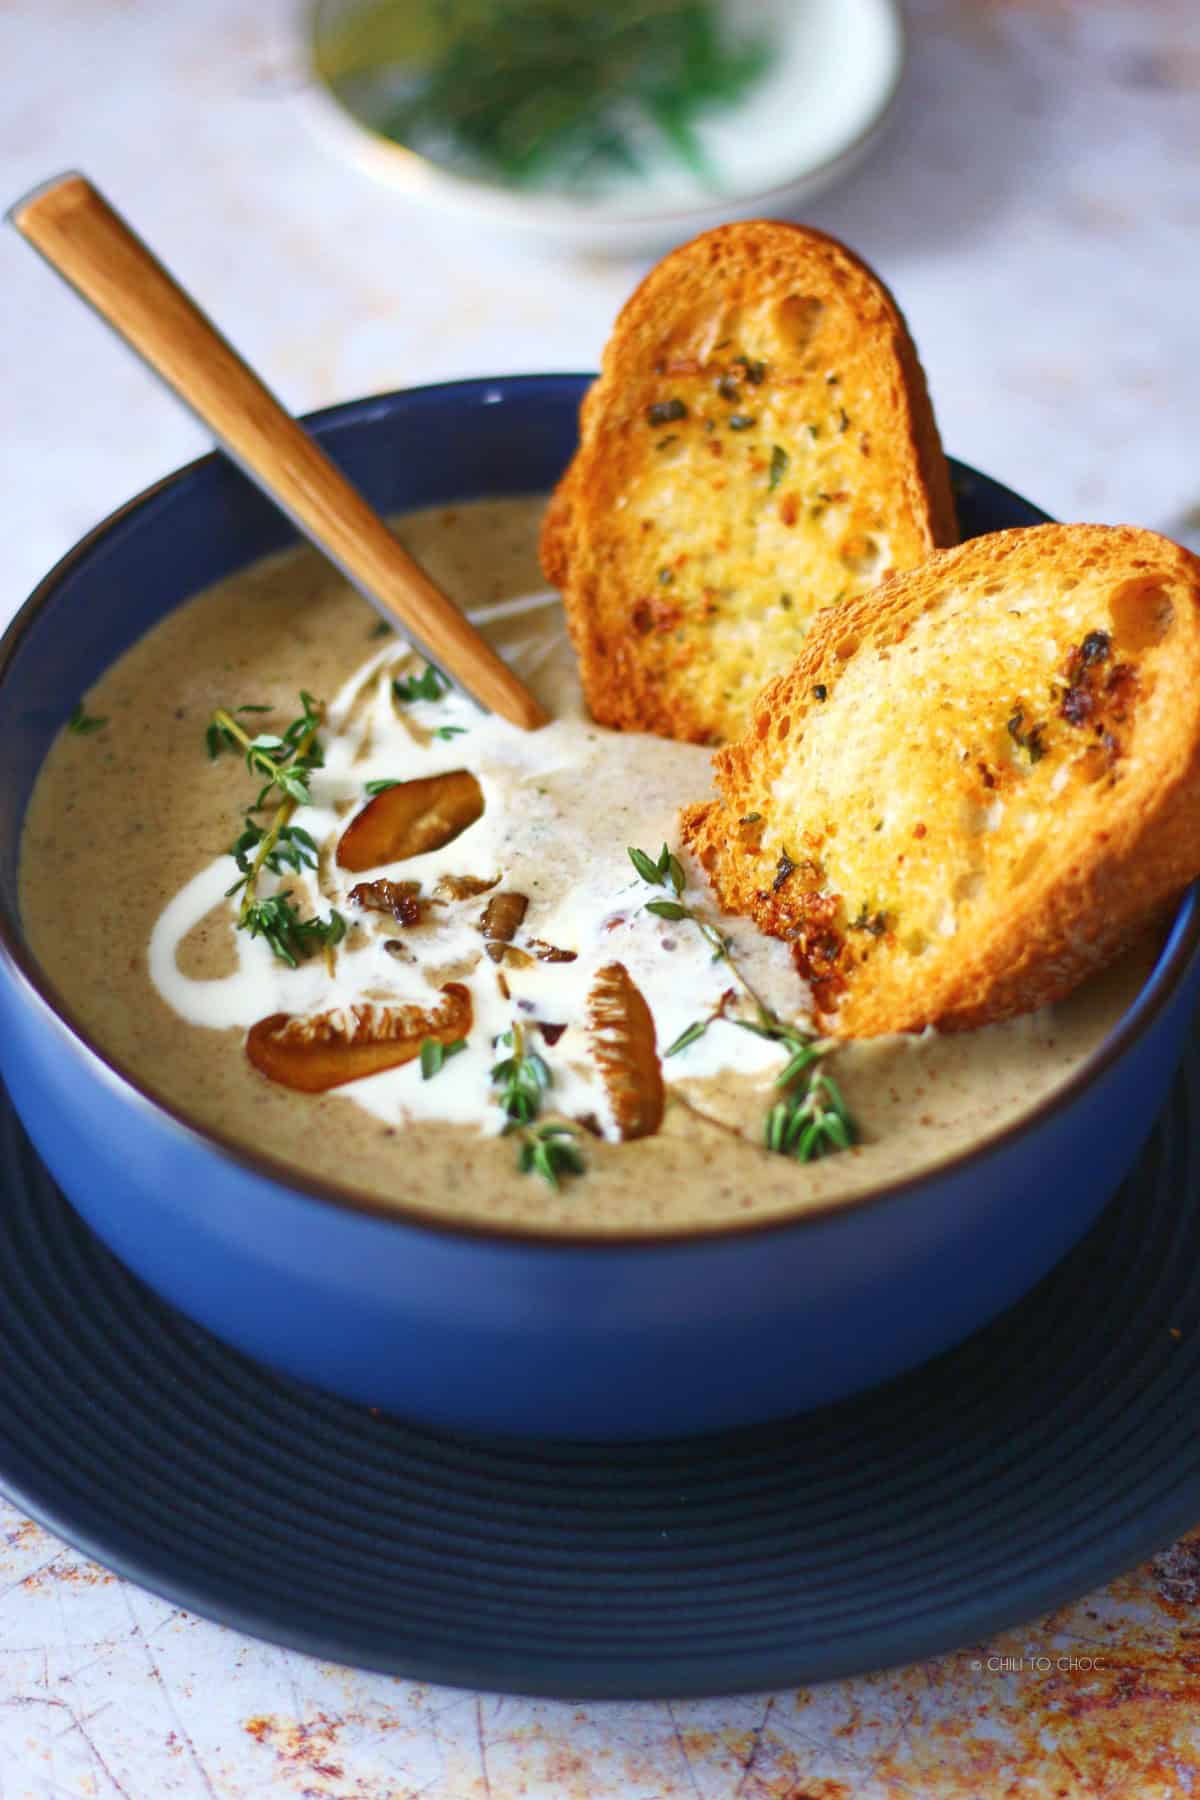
[
  {"x1": 683, "y1": 524, "x2": 1200, "y2": 1035},
  {"x1": 542, "y1": 220, "x2": 956, "y2": 745}
]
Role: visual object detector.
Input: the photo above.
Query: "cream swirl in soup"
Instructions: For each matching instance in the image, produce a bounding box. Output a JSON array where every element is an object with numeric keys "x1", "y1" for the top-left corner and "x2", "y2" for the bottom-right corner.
[{"x1": 147, "y1": 582, "x2": 806, "y2": 1141}]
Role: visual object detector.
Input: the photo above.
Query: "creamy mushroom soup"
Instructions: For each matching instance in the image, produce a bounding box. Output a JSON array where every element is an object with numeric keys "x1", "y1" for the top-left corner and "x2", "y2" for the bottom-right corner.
[{"x1": 18, "y1": 497, "x2": 1154, "y2": 1234}]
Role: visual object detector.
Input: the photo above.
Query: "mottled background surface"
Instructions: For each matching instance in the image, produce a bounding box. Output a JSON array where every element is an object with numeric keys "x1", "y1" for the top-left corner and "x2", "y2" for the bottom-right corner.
[{"x1": 2, "y1": 0, "x2": 1200, "y2": 1793}]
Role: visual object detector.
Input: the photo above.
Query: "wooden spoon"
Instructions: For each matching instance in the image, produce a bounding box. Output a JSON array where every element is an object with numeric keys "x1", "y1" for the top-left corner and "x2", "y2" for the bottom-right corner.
[{"x1": 9, "y1": 172, "x2": 549, "y2": 731}]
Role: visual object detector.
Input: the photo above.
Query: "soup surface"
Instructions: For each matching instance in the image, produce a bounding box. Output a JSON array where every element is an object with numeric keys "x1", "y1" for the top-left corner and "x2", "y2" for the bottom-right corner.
[{"x1": 19, "y1": 496, "x2": 1152, "y2": 1235}]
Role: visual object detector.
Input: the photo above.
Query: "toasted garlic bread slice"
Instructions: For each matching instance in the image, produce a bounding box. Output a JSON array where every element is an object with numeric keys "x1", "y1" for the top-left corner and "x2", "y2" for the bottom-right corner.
[
  {"x1": 542, "y1": 220, "x2": 956, "y2": 745},
  {"x1": 682, "y1": 525, "x2": 1200, "y2": 1036}
]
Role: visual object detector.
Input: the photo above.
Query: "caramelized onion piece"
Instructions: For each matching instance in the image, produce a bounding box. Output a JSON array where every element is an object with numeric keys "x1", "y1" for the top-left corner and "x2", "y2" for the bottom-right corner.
[
  {"x1": 481, "y1": 891, "x2": 528, "y2": 962},
  {"x1": 586, "y1": 962, "x2": 665, "y2": 1141},
  {"x1": 246, "y1": 983, "x2": 472, "y2": 1093},
  {"x1": 336, "y1": 771, "x2": 483, "y2": 873},
  {"x1": 349, "y1": 878, "x2": 423, "y2": 926},
  {"x1": 495, "y1": 946, "x2": 534, "y2": 969},
  {"x1": 436, "y1": 872, "x2": 499, "y2": 901},
  {"x1": 528, "y1": 938, "x2": 578, "y2": 964}
]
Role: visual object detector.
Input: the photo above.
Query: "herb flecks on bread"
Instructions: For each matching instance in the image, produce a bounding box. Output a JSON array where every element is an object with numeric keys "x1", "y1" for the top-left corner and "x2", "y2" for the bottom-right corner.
[
  {"x1": 541, "y1": 220, "x2": 956, "y2": 745},
  {"x1": 683, "y1": 524, "x2": 1200, "y2": 1036}
]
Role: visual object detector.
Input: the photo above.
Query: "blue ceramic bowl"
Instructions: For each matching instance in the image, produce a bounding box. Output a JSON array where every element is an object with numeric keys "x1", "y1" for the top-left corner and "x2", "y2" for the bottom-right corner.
[{"x1": 1, "y1": 376, "x2": 1198, "y2": 1440}]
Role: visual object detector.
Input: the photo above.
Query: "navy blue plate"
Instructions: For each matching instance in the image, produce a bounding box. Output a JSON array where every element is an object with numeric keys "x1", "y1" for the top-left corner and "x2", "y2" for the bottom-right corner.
[{"x1": 0, "y1": 1046, "x2": 1198, "y2": 1699}]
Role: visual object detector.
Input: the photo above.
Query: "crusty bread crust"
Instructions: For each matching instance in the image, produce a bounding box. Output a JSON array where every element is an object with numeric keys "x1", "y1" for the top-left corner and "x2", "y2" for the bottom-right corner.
[
  {"x1": 542, "y1": 220, "x2": 956, "y2": 745},
  {"x1": 683, "y1": 524, "x2": 1200, "y2": 1035}
]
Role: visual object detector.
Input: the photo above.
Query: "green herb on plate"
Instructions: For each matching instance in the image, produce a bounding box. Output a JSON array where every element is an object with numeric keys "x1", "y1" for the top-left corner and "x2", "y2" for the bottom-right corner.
[{"x1": 373, "y1": 0, "x2": 772, "y2": 192}]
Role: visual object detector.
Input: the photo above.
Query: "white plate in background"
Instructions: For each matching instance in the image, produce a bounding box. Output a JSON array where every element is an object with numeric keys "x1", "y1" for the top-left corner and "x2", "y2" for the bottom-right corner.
[{"x1": 297, "y1": 0, "x2": 907, "y2": 255}]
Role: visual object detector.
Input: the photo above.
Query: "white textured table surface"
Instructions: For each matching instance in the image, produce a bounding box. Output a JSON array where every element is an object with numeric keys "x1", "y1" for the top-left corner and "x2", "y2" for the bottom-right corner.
[{"x1": 3, "y1": 2, "x2": 1200, "y2": 1794}]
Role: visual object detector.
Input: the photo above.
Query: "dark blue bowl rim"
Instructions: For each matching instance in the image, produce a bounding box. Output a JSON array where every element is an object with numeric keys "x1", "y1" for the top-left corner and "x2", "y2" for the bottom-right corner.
[{"x1": 2, "y1": 373, "x2": 1197, "y2": 1248}]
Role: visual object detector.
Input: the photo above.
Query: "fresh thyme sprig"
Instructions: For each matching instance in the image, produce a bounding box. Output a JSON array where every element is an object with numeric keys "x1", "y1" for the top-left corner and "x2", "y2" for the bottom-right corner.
[
  {"x1": 225, "y1": 818, "x2": 318, "y2": 898},
  {"x1": 491, "y1": 1020, "x2": 552, "y2": 1126},
  {"x1": 206, "y1": 692, "x2": 325, "y2": 807},
  {"x1": 627, "y1": 843, "x2": 768, "y2": 1017},
  {"x1": 628, "y1": 842, "x2": 727, "y2": 958},
  {"x1": 518, "y1": 1123, "x2": 585, "y2": 1189},
  {"x1": 490, "y1": 1019, "x2": 583, "y2": 1187},
  {"x1": 629, "y1": 841, "x2": 857, "y2": 1163},
  {"x1": 241, "y1": 893, "x2": 347, "y2": 970},
  {"x1": 733, "y1": 1017, "x2": 856, "y2": 1162},
  {"x1": 207, "y1": 694, "x2": 343, "y2": 967},
  {"x1": 763, "y1": 1056, "x2": 855, "y2": 1160}
]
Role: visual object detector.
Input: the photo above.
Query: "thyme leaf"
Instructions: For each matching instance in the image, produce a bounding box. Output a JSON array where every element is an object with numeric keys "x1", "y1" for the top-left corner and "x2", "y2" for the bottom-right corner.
[
  {"x1": 628, "y1": 844, "x2": 665, "y2": 885},
  {"x1": 768, "y1": 445, "x2": 789, "y2": 491},
  {"x1": 627, "y1": 842, "x2": 684, "y2": 895},
  {"x1": 420, "y1": 1036, "x2": 467, "y2": 1081},
  {"x1": 68, "y1": 703, "x2": 107, "y2": 735},
  {"x1": 517, "y1": 1122, "x2": 585, "y2": 1189},
  {"x1": 1007, "y1": 705, "x2": 1047, "y2": 764},
  {"x1": 664, "y1": 1018, "x2": 710, "y2": 1057},
  {"x1": 393, "y1": 664, "x2": 449, "y2": 704}
]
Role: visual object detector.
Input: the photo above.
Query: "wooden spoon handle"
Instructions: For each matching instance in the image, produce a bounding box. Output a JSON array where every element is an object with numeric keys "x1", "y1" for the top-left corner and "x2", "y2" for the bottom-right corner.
[{"x1": 9, "y1": 173, "x2": 549, "y2": 731}]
